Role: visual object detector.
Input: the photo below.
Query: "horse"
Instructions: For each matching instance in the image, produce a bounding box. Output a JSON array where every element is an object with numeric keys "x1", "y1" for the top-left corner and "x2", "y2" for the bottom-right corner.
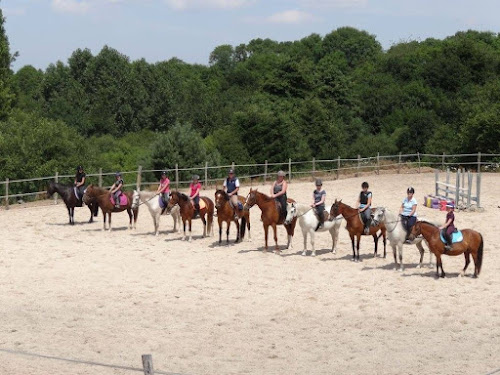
[
  {"x1": 214, "y1": 189, "x2": 251, "y2": 245},
  {"x1": 408, "y1": 221, "x2": 483, "y2": 278},
  {"x1": 167, "y1": 191, "x2": 214, "y2": 242},
  {"x1": 284, "y1": 203, "x2": 342, "y2": 257},
  {"x1": 46, "y1": 181, "x2": 98, "y2": 225},
  {"x1": 83, "y1": 184, "x2": 138, "y2": 231},
  {"x1": 329, "y1": 199, "x2": 387, "y2": 262},
  {"x1": 132, "y1": 190, "x2": 181, "y2": 236},
  {"x1": 243, "y1": 189, "x2": 297, "y2": 253},
  {"x1": 371, "y1": 207, "x2": 431, "y2": 271}
]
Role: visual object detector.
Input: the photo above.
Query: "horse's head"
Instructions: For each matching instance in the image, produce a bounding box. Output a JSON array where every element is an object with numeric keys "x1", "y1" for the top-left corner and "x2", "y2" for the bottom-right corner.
[
  {"x1": 329, "y1": 199, "x2": 343, "y2": 218},
  {"x1": 284, "y1": 202, "x2": 297, "y2": 225},
  {"x1": 244, "y1": 189, "x2": 257, "y2": 211},
  {"x1": 46, "y1": 181, "x2": 56, "y2": 198},
  {"x1": 82, "y1": 184, "x2": 94, "y2": 205},
  {"x1": 132, "y1": 190, "x2": 140, "y2": 209},
  {"x1": 167, "y1": 192, "x2": 180, "y2": 208},
  {"x1": 408, "y1": 221, "x2": 422, "y2": 241},
  {"x1": 214, "y1": 189, "x2": 228, "y2": 209},
  {"x1": 371, "y1": 207, "x2": 386, "y2": 226}
]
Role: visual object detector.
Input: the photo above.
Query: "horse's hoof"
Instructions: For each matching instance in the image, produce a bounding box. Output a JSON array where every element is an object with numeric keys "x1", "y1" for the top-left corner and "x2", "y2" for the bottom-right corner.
[
  {"x1": 311, "y1": 252, "x2": 316, "y2": 257},
  {"x1": 301, "y1": 251, "x2": 307, "y2": 256},
  {"x1": 416, "y1": 264, "x2": 421, "y2": 269}
]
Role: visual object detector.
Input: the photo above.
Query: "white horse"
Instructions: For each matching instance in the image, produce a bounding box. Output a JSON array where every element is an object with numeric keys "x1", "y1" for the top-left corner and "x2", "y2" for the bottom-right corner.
[
  {"x1": 132, "y1": 190, "x2": 181, "y2": 236},
  {"x1": 285, "y1": 203, "x2": 343, "y2": 257},
  {"x1": 371, "y1": 207, "x2": 432, "y2": 271}
]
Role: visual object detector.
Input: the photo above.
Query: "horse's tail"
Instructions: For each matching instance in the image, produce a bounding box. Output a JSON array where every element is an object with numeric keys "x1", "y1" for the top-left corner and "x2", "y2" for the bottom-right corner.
[
  {"x1": 476, "y1": 233, "x2": 484, "y2": 275},
  {"x1": 240, "y1": 216, "x2": 247, "y2": 240}
]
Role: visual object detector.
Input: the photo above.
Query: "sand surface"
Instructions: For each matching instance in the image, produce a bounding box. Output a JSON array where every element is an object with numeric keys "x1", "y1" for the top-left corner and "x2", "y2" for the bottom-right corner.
[{"x1": 0, "y1": 172, "x2": 499, "y2": 375}]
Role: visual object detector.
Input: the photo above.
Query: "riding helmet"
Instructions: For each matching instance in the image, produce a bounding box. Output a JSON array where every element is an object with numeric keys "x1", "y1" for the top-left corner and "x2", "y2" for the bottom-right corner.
[
  {"x1": 315, "y1": 179, "x2": 322, "y2": 186},
  {"x1": 277, "y1": 170, "x2": 286, "y2": 177},
  {"x1": 161, "y1": 171, "x2": 167, "y2": 176},
  {"x1": 228, "y1": 169, "x2": 234, "y2": 174},
  {"x1": 76, "y1": 165, "x2": 83, "y2": 171},
  {"x1": 115, "y1": 172, "x2": 122, "y2": 177},
  {"x1": 407, "y1": 187, "x2": 415, "y2": 194}
]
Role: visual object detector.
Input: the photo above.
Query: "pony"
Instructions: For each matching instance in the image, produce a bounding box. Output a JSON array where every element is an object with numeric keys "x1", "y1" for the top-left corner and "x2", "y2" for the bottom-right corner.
[
  {"x1": 132, "y1": 190, "x2": 181, "y2": 236},
  {"x1": 408, "y1": 221, "x2": 483, "y2": 278},
  {"x1": 371, "y1": 207, "x2": 431, "y2": 271},
  {"x1": 46, "y1": 181, "x2": 98, "y2": 225},
  {"x1": 214, "y1": 189, "x2": 251, "y2": 245},
  {"x1": 284, "y1": 202, "x2": 342, "y2": 257},
  {"x1": 167, "y1": 191, "x2": 214, "y2": 242},
  {"x1": 83, "y1": 184, "x2": 138, "y2": 231},
  {"x1": 243, "y1": 188, "x2": 297, "y2": 253},
  {"x1": 329, "y1": 199, "x2": 387, "y2": 262}
]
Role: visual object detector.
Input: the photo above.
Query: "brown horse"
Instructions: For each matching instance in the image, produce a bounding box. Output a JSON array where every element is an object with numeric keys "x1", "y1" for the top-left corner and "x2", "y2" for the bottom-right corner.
[
  {"x1": 243, "y1": 189, "x2": 296, "y2": 253},
  {"x1": 214, "y1": 189, "x2": 251, "y2": 245},
  {"x1": 83, "y1": 184, "x2": 138, "y2": 231},
  {"x1": 329, "y1": 199, "x2": 386, "y2": 261},
  {"x1": 167, "y1": 191, "x2": 214, "y2": 242},
  {"x1": 408, "y1": 221, "x2": 483, "y2": 278}
]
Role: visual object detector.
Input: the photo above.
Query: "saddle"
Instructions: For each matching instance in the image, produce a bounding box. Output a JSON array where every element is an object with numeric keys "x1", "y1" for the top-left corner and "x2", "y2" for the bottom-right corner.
[
  {"x1": 440, "y1": 229, "x2": 463, "y2": 244},
  {"x1": 314, "y1": 209, "x2": 329, "y2": 222},
  {"x1": 110, "y1": 193, "x2": 128, "y2": 207},
  {"x1": 359, "y1": 208, "x2": 376, "y2": 225},
  {"x1": 74, "y1": 187, "x2": 83, "y2": 207}
]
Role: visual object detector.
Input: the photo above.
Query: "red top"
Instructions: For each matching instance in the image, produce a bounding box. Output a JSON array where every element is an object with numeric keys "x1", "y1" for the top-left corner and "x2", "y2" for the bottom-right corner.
[
  {"x1": 190, "y1": 182, "x2": 201, "y2": 197},
  {"x1": 159, "y1": 177, "x2": 170, "y2": 193}
]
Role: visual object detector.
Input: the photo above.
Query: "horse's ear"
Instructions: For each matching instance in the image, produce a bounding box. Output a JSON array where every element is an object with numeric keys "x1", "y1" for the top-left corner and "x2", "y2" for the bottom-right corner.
[{"x1": 339, "y1": 199, "x2": 342, "y2": 203}]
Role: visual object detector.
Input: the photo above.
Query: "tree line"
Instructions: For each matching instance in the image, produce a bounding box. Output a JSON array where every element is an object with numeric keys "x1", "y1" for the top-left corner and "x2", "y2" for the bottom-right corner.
[{"x1": 1, "y1": 6, "x2": 500, "y2": 185}]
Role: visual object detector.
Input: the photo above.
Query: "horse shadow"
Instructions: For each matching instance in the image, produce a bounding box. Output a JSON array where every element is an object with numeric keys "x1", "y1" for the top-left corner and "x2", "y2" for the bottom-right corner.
[
  {"x1": 238, "y1": 245, "x2": 292, "y2": 254},
  {"x1": 361, "y1": 262, "x2": 433, "y2": 272},
  {"x1": 400, "y1": 271, "x2": 463, "y2": 278},
  {"x1": 321, "y1": 253, "x2": 375, "y2": 262},
  {"x1": 46, "y1": 222, "x2": 90, "y2": 227},
  {"x1": 82, "y1": 226, "x2": 130, "y2": 232}
]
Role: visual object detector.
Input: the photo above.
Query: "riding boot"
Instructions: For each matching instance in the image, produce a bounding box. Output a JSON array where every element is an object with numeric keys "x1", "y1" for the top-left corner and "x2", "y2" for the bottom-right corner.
[
  {"x1": 194, "y1": 203, "x2": 200, "y2": 218},
  {"x1": 364, "y1": 221, "x2": 370, "y2": 235},
  {"x1": 315, "y1": 221, "x2": 323, "y2": 232}
]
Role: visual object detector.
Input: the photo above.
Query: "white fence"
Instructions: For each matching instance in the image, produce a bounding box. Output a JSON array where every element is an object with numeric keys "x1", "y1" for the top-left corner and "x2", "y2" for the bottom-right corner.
[{"x1": 1, "y1": 152, "x2": 497, "y2": 210}]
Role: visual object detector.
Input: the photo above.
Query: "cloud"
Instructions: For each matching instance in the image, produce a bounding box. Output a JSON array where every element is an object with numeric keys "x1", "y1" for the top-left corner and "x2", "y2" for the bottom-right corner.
[
  {"x1": 164, "y1": 0, "x2": 252, "y2": 10},
  {"x1": 51, "y1": 0, "x2": 90, "y2": 14},
  {"x1": 266, "y1": 9, "x2": 316, "y2": 24},
  {"x1": 300, "y1": 0, "x2": 368, "y2": 8}
]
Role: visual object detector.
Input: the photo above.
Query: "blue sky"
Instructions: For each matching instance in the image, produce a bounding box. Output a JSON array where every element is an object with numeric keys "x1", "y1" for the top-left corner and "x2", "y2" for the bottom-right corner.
[{"x1": 2, "y1": 0, "x2": 500, "y2": 71}]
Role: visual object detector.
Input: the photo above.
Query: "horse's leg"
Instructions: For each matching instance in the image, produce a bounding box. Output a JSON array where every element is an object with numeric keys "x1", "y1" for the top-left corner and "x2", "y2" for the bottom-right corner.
[
  {"x1": 373, "y1": 234, "x2": 378, "y2": 258},
  {"x1": 332, "y1": 225, "x2": 339, "y2": 255},
  {"x1": 103, "y1": 210, "x2": 107, "y2": 231},
  {"x1": 310, "y1": 229, "x2": 316, "y2": 257},
  {"x1": 383, "y1": 233, "x2": 387, "y2": 258},
  {"x1": 127, "y1": 209, "x2": 133, "y2": 230},
  {"x1": 133, "y1": 208, "x2": 138, "y2": 229},
  {"x1": 154, "y1": 213, "x2": 160, "y2": 236},
  {"x1": 71, "y1": 207, "x2": 75, "y2": 225},
  {"x1": 67, "y1": 207, "x2": 72, "y2": 225},
  {"x1": 247, "y1": 215, "x2": 251, "y2": 241},
  {"x1": 188, "y1": 219, "x2": 192, "y2": 242},
  {"x1": 235, "y1": 219, "x2": 240, "y2": 243},
  {"x1": 461, "y1": 251, "x2": 471, "y2": 277},
  {"x1": 350, "y1": 234, "x2": 355, "y2": 261},
  {"x1": 201, "y1": 214, "x2": 207, "y2": 238},
  {"x1": 108, "y1": 213, "x2": 112, "y2": 232},
  {"x1": 272, "y1": 223, "x2": 279, "y2": 253},
  {"x1": 398, "y1": 243, "x2": 404, "y2": 272},
  {"x1": 218, "y1": 217, "x2": 223, "y2": 245},
  {"x1": 226, "y1": 220, "x2": 230, "y2": 244},
  {"x1": 263, "y1": 223, "x2": 269, "y2": 252},
  {"x1": 182, "y1": 219, "x2": 186, "y2": 241},
  {"x1": 302, "y1": 227, "x2": 308, "y2": 256},
  {"x1": 435, "y1": 253, "x2": 445, "y2": 278},
  {"x1": 416, "y1": 241, "x2": 425, "y2": 269},
  {"x1": 392, "y1": 244, "x2": 398, "y2": 270},
  {"x1": 356, "y1": 234, "x2": 361, "y2": 262}
]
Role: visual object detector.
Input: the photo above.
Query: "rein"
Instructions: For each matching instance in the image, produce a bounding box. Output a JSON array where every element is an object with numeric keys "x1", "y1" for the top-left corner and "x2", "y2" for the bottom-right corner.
[{"x1": 136, "y1": 193, "x2": 159, "y2": 207}]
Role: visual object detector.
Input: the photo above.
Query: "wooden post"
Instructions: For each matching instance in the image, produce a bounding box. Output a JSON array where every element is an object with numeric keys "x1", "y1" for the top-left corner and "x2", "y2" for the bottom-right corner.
[
  {"x1": 5, "y1": 178, "x2": 9, "y2": 210},
  {"x1": 376, "y1": 152, "x2": 380, "y2": 175},
  {"x1": 445, "y1": 168, "x2": 450, "y2": 198},
  {"x1": 312, "y1": 157, "x2": 315, "y2": 178},
  {"x1": 461, "y1": 168, "x2": 465, "y2": 190},
  {"x1": 142, "y1": 354, "x2": 154, "y2": 375},
  {"x1": 477, "y1": 171, "x2": 481, "y2": 208},
  {"x1": 175, "y1": 163, "x2": 179, "y2": 189},
  {"x1": 442, "y1": 152, "x2": 445, "y2": 170},
  {"x1": 98, "y1": 168, "x2": 103, "y2": 188},
  {"x1": 356, "y1": 154, "x2": 360, "y2": 177},
  {"x1": 467, "y1": 171, "x2": 472, "y2": 208},
  {"x1": 54, "y1": 171, "x2": 59, "y2": 205},
  {"x1": 204, "y1": 161, "x2": 208, "y2": 188},
  {"x1": 136, "y1": 166, "x2": 142, "y2": 191},
  {"x1": 417, "y1": 152, "x2": 421, "y2": 173},
  {"x1": 231, "y1": 161, "x2": 235, "y2": 172},
  {"x1": 435, "y1": 169, "x2": 439, "y2": 196},
  {"x1": 398, "y1": 152, "x2": 402, "y2": 174},
  {"x1": 288, "y1": 158, "x2": 292, "y2": 182},
  {"x1": 264, "y1": 160, "x2": 268, "y2": 183},
  {"x1": 477, "y1": 152, "x2": 481, "y2": 173},
  {"x1": 337, "y1": 156, "x2": 340, "y2": 180},
  {"x1": 455, "y1": 169, "x2": 460, "y2": 205}
]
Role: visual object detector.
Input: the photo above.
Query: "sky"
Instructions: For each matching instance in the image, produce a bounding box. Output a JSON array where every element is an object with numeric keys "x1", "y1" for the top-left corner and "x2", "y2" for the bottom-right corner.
[{"x1": 2, "y1": 0, "x2": 500, "y2": 71}]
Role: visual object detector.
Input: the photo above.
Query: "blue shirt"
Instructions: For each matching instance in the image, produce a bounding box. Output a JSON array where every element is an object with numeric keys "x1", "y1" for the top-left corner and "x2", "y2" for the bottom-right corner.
[{"x1": 401, "y1": 197, "x2": 417, "y2": 217}]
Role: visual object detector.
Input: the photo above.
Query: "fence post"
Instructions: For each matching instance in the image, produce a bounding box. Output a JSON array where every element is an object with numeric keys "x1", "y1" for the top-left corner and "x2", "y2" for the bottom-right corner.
[
  {"x1": 445, "y1": 168, "x2": 450, "y2": 199},
  {"x1": 477, "y1": 169, "x2": 481, "y2": 208},
  {"x1": 398, "y1": 152, "x2": 402, "y2": 174},
  {"x1": 175, "y1": 163, "x2": 179, "y2": 189},
  {"x1": 288, "y1": 158, "x2": 292, "y2": 181},
  {"x1": 136, "y1": 166, "x2": 142, "y2": 191},
  {"x1": 205, "y1": 161, "x2": 208, "y2": 188},
  {"x1": 435, "y1": 169, "x2": 439, "y2": 196},
  {"x1": 264, "y1": 160, "x2": 268, "y2": 183},
  {"x1": 142, "y1": 354, "x2": 154, "y2": 375},
  {"x1": 356, "y1": 155, "x2": 361, "y2": 177},
  {"x1": 337, "y1": 156, "x2": 340, "y2": 180},
  {"x1": 477, "y1": 152, "x2": 481, "y2": 173},
  {"x1": 442, "y1": 152, "x2": 445, "y2": 170},
  {"x1": 376, "y1": 152, "x2": 380, "y2": 175},
  {"x1": 312, "y1": 157, "x2": 315, "y2": 178},
  {"x1": 455, "y1": 169, "x2": 460, "y2": 205},
  {"x1": 5, "y1": 178, "x2": 9, "y2": 210},
  {"x1": 98, "y1": 168, "x2": 103, "y2": 188},
  {"x1": 417, "y1": 152, "x2": 421, "y2": 173},
  {"x1": 467, "y1": 171, "x2": 472, "y2": 208},
  {"x1": 54, "y1": 171, "x2": 59, "y2": 205}
]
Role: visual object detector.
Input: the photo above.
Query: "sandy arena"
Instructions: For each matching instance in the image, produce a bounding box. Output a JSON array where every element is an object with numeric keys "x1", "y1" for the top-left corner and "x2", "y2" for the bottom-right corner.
[{"x1": 0, "y1": 172, "x2": 499, "y2": 375}]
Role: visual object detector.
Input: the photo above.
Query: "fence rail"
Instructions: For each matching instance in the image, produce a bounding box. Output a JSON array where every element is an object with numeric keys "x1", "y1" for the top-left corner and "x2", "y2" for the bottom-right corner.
[{"x1": 1, "y1": 152, "x2": 498, "y2": 209}]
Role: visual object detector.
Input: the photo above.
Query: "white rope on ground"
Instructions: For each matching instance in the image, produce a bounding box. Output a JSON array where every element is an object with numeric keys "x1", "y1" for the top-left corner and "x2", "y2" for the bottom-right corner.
[{"x1": 0, "y1": 348, "x2": 189, "y2": 375}]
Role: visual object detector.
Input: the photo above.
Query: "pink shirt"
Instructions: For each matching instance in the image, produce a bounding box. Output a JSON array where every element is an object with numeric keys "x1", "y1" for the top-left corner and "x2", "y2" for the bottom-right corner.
[
  {"x1": 190, "y1": 182, "x2": 201, "y2": 197},
  {"x1": 159, "y1": 177, "x2": 170, "y2": 193}
]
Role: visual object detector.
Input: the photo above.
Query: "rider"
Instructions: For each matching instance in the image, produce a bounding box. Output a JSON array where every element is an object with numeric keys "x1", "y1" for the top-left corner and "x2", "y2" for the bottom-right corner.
[
  {"x1": 190, "y1": 175, "x2": 202, "y2": 218},
  {"x1": 156, "y1": 171, "x2": 170, "y2": 206},
  {"x1": 440, "y1": 202, "x2": 456, "y2": 252},
  {"x1": 311, "y1": 179, "x2": 326, "y2": 231},
  {"x1": 110, "y1": 172, "x2": 124, "y2": 208},
  {"x1": 271, "y1": 170, "x2": 288, "y2": 221},
  {"x1": 356, "y1": 181, "x2": 372, "y2": 234},
  {"x1": 399, "y1": 187, "x2": 417, "y2": 243},
  {"x1": 223, "y1": 169, "x2": 241, "y2": 219},
  {"x1": 74, "y1": 165, "x2": 86, "y2": 202}
]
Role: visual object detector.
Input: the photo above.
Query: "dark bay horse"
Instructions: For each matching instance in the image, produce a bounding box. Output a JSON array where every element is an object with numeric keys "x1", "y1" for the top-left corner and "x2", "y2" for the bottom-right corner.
[
  {"x1": 329, "y1": 199, "x2": 386, "y2": 261},
  {"x1": 46, "y1": 181, "x2": 98, "y2": 225},
  {"x1": 83, "y1": 184, "x2": 138, "y2": 231},
  {"x1": 214, "y1": 189, "x2": 251, "y2": 245},
  {"x1": 243, "y1": 189, "x2": 296, "y2": 253},
  {"x1": 167, "y1": 191, "x2": 214, "y2": 242},
  {"x1": 409, "y1": 221, "x2": 483, "y2": 278}
]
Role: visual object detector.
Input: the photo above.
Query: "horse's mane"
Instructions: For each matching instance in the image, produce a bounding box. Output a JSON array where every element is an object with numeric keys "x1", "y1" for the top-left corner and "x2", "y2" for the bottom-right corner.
[
  {"x1": 215, "y1": 189, "x2": 229, "y2": 200},
  {"x1": 419, "y1": 220, "x2": 438, "y2": 228},
  {"x1": 253, "y1": 190, "x2": 273, "y2": 201},
  {"x1": 175, "y1": 192, "x2": 189, "y2": 201}
]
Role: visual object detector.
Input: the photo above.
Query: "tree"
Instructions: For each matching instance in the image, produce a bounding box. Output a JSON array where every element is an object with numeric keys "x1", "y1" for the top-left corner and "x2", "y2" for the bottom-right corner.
[{"x1": 0, "y1": 7, "x2": 16, "y2": 120}]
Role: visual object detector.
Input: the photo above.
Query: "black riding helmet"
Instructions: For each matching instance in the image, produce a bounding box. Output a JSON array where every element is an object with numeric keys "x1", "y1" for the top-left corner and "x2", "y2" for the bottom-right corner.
[
  {"x1": 407, "y1": 187, "x2": 415, "y2": 194},
  {"x1": 161, "y1": 171, "x2": 167, "y2": 176},
  {"x1": 76, "y1": 165, "x2": 83, "y2": 171}
]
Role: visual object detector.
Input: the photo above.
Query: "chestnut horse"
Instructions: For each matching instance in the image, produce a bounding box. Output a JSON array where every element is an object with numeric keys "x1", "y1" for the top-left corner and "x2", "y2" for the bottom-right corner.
[
  {"x1": 408, "y1": 221, "x2": 483, "y2": 278},
  {"x1": 329, "y1": 199, "x2": 386, "y2": 261},
  {"x1": 83, "y1": 184, "x2": 138, "y2": 231},
  {"x1": 46, "y1": 181, "x2": 98, "y2": 225},
  {"x1": 167, "y1": 191, "x2": 214, "y2": 242},
  {"x1": 243, "y1": 189, "x2": 296, "y2": 253},
  {"x1": 214, "y1": 189, "x2": 251, "y2": 245}
]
